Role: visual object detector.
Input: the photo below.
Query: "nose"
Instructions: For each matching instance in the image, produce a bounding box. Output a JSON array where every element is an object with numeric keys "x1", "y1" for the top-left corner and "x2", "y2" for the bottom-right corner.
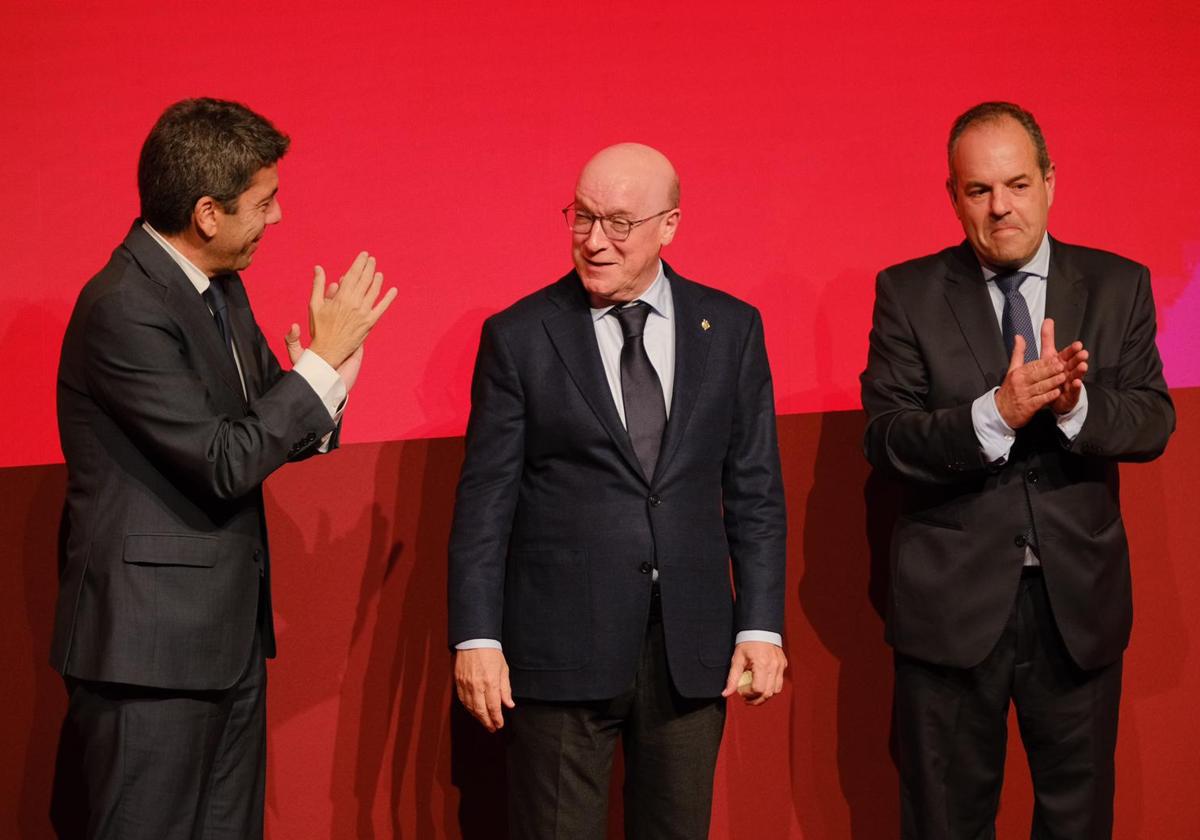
[
  {"x1": 267, "y1": 198, "x2": 282, "y2": 225},
  {"x1": 583, "y1": 217, "x2": 609, "y2": 251},
  {"x1": 988, "y1": 189, "x2": 1010, "y2": 218}
]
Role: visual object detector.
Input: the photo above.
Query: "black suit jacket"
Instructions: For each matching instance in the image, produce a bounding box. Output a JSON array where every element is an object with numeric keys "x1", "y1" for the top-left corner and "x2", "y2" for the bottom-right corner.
[
  {"x1": 52, "y1": 222, "x2": 337, "y2": 691},
  {"x1": 448, "y1": 263, "x2": 787, "y2": 700},
  {"x1": 861, "y1": 238, "x2": 1175, "y2": 670}
]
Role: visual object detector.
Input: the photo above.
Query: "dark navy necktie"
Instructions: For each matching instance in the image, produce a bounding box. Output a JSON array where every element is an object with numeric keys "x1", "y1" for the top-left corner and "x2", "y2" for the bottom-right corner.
[
  {"x1": 202, "y1": 277, "x2": 235, "y2": 361},
  {"x1": 995, "y1": 271, "x2": 1038, "y2": 363},
  {"x1": 611, "y1": 301, "x2": 666, "y2": 481}
]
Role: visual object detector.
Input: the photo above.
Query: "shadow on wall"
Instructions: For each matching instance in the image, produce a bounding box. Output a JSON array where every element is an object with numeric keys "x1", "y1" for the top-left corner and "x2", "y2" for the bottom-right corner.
[{"x1": 789, "y1": 410, "x2": 901, "y2": 840}]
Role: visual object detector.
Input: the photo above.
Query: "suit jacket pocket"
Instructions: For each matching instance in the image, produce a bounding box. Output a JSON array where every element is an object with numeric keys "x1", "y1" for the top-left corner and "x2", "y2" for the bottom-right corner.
[
  {"x1": 122, "y1": 533, "x2": 218, "y2": 567},
  {"x1": 503, "y1": 549, "x2": 590, "y2": 671}
]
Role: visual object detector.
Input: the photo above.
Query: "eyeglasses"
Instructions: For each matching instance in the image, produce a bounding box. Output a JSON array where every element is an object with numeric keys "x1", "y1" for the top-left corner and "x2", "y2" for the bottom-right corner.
[{"x1": 562, "y1": 204, "x2": 676, "y2": 242}]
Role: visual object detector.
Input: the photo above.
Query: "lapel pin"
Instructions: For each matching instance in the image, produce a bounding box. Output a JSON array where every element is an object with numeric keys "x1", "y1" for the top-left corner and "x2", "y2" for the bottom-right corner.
[{"x1": 701, "y1": 318, "x2": 711, "y2": 331}]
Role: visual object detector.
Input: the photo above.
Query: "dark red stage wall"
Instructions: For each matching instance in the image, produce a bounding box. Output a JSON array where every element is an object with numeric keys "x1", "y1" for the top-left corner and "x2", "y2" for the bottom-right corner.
[
  {"x1": 3, "y1": 1, "x2": 1199, "y2": 468},
  {"x1": 5, "y1": 393, "x2": 1199, "y2": 839}
]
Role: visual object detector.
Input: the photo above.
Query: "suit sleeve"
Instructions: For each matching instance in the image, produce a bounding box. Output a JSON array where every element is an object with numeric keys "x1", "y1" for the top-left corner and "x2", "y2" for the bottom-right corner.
[
  {"x1": 860, "y1": 269, "x2": 991, "y2": 483},
  {"x1": 82, "y1": 289, "x2": 336, "y2": 502},
  {"x1": 1067, "y1": 265, "x2": 1175, "y2": 461},
  {"x1": 447, "y1": 317, "x2": 526, "y2": 646},
  {"x1": 722, "y1": 309, "x2": 788, "y2": 636}
]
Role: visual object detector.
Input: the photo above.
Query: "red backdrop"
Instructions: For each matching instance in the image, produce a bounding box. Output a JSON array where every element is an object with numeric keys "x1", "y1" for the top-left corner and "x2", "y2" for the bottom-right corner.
[{"x1": 3, "y1": 1, "x2": 1198, "y2": 837}]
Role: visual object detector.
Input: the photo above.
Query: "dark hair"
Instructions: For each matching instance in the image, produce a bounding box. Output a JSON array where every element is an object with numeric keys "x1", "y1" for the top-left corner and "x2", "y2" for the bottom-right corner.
[
  {"x1": 137, "y1": 98, "x2": 290, "y2": 234},
  {"x1": 947, "y1": 101, "x2": 1051, "y2": 185}
]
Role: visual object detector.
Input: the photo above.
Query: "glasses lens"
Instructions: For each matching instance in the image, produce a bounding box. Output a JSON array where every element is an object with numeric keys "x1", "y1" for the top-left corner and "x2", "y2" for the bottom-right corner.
[
  {"x1": 602, "y1": 218, "x2": 632, "y2": 240},
  {"x1": 568, "y1": 210, "x2": 595, "y2": 233}
]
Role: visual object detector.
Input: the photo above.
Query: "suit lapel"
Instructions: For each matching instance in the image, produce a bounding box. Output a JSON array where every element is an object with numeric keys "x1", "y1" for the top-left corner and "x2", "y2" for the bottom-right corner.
[
  {"x1": 1044, "y1": 238, "x2": 1087, "y2": 349},
  {"x1": 543, "y1": 273, "x2": 646, "y2": 482},
  {"x1": 942, "y1": 242, "x2": 1008, "y2": 387},
  {"x1": 653, "y1": 266, "x2": 712, "y2": 483},
  {"x1": 123, "y1": 223, "x2": 248, "y2": 404},
  {"x1": 222, "y1": 275, "x2": 259, "y2": 404}
]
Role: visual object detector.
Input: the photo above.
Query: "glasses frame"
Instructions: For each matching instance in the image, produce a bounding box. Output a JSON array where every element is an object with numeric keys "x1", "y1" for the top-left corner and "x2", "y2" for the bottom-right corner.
[{"x1": 562, "y1": 204, "x2": 677, "y2": 242}]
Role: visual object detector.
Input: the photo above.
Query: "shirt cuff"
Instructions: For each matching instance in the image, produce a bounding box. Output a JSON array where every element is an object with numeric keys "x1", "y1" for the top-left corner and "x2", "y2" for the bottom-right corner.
[
  {"x1": 292, "y1": 349, "x2": 347, "y2": 420},
  {"x1": 735, "y1": 630, "x2": 782, "y2": 647},
  {"x1": 1054, "y1": 383, "x2": 1088, "y2": 440},
  {"x1": 455, "y1": 639, "x2": 503, "y2": 651},
  {"x1": 973, "y1": 387, "x2": 1016, "y2": 464}
]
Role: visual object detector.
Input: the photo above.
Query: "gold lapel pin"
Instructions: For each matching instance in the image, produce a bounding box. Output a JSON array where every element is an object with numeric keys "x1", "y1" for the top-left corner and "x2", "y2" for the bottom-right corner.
[{"x1": 701, "y1": 318, "x2": 711, "y2": 331}]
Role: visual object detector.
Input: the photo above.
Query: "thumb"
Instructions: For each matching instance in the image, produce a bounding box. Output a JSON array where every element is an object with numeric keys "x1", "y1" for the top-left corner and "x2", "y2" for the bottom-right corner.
[
  {"x1": 1008, "y1": 335, "x2": 1025, "y2": 372},
  {"x1": 284, "y1": 323, "x2": 302, "y2": 364},
  {"x1": 1040, "y1": 317, "x2": 1056, "y2": 359},
  {"x1": 722, "y1": 656, "x2": 747, "y2": 698},
  {"x1": 311, "y1": 265, "x2": 326, "y2": 310}
]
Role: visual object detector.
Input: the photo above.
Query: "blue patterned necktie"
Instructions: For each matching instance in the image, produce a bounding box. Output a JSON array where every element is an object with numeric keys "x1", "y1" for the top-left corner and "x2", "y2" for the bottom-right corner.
[
  {"x1": 611, "y1": 301, "x2": 666, "y2": 481},
  {"x1": 994, "y1": 271, "x2": 1037, "y2": 363}
]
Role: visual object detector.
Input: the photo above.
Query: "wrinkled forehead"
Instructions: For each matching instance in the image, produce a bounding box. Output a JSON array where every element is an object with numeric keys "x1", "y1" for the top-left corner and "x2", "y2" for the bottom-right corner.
[{"x1": 573, "y1": 168, "x2": 664, "y2": 215}]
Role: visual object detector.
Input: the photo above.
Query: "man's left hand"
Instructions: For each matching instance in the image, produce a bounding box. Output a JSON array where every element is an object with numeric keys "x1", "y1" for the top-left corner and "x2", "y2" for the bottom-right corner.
[
  {"x1": 1040, "y1": 318, "x2": 1089, "y2": 416},
  {"x1": 722, "y1": 641, "x2": 787, "y2": 705}
]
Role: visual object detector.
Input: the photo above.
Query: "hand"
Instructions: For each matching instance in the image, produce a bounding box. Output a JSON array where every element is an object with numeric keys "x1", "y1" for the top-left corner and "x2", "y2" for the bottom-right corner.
[
  {"x1": 1039, "y1": 318, "x2": 1089, "y2": 415},
  {"x1": 994, "y1": 322, "x2": 1068, "y2": 429},
  {"x1": 454, "y1": 648, "x2": 515, "y2": 733},
  {"x1": 722, "y1": 641, "x2": 787, "y2": 706},
  {"x1": 307, "y1": 252, "x2": 398, "y2": 369},
  {"x1": 284, "y1": 280, "x2": 340, "y2": 366},
  {"x1": 336, "y1": 343, "x2": 364, "y2": 392}
]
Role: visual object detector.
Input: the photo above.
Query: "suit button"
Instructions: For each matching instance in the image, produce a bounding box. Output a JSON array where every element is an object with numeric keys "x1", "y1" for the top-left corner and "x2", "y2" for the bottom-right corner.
[
  {"x1": 1014, "y1": 534, "x2": 1027, "y2": 548},
  {"x1": 1026, "y1": 469, "x2": 1039, "y2": 484},
  {"x1": 648, "y1": 495, "x2": 662, "y2": 507},
  {"x1": 639, "y1": 561, "x2": 653, "y2": 574},
  {"x1": 253, "y1": 549, "x2": 262, "y2": 563}
]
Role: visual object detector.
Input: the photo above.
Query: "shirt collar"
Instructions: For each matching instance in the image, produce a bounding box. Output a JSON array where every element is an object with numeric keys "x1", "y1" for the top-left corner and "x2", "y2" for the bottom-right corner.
[
  {"x1": 589, "y1": 260, "x2": 670, "y2": 322},
  {"x1": 141, "y1": 221, "x2": 212, "y2": 295},
  {"x1": 980, "y1": 232, "x2": 1051, "y2": 283}
]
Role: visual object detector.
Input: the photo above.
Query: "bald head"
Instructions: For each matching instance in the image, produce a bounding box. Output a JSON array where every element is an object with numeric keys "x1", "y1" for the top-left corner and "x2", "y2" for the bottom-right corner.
[
  {"x1": 570, "y1": 143, "x2": 682, "y2": 308},
  {"x1": 576, "y1": 143, "x2": 680, "y2": 213}
]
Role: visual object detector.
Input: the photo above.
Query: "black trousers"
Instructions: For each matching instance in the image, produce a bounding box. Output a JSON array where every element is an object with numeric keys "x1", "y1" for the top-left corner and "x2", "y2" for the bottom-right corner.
[
  {"x1": 54, "y1": 632, "x2": 267, "y2": 840},
  {"x1": 894, "y1": 569, "x2": 1123, "y2": 840},
  {"x1": 506, "y1": 591, "x2": 727, "y2": 840}
]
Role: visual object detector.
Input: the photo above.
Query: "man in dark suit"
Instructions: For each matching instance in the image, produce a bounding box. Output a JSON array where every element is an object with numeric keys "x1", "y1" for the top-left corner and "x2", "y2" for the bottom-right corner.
[
  {"x1": 52, "y1": 98, "x2": 396, "y2": 839},
  {"x1": 449, "y1": 143, "x2": 788, "y2": 839},
  {"x1": 861, "y1": 101, "x2": 1175, "y2": 839}
]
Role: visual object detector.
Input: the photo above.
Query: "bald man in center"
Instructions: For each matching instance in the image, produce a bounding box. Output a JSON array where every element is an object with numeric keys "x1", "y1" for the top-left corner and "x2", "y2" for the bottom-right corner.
[{"x1": 448, "y1": 143, "x2": 788, "y2": 838}]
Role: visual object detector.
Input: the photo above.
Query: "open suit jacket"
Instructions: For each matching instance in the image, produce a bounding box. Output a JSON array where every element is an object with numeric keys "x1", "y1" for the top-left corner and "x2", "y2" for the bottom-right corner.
[
  {"x1": 861, "y1": 238, "x2": 1175, "y2": 671},
  {"x1": 448, "y1": 262, "x2": 787, "y2": 701},
  {"x1": 52, "y1": 222, "x2": 337, "y2": 691}
]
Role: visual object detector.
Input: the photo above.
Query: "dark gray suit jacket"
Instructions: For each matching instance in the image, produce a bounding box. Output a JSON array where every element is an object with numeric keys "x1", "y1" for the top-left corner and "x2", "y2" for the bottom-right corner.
[
  {"x1": 448, "y1": 263, "x2": 787, "y2": 701},
  {"x1": 861, "y1": 238, "x2": 1175, "y2": 670},
  {"x1": 52, "y1": 222, "x2": 337, "y2": 691}
]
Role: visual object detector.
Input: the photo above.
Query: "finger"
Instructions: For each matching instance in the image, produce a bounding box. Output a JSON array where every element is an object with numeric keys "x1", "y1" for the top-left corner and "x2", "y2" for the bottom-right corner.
[
  {"x1": 501, "y1": 670, "x2": 516, "y2": 710},
  {"x1": 344, "y1": 254, "x2": 375, "y2": 299},
  {"x1": 325, "y1": 281, "x2": 339, "y2": 300},
  {"x1": 284, "y1": 323, "x2": 302, "y2": 363},
  {"x1": 1008, "y1": 335, "x2": 1025, "y2": 372},
  {"x1": 1040, "y1": 318, "x2": 1056, "y2": 359},
  {"x1": 1057, "y1": 340, "x2": 1083, "y2": 364},
  {"x1": 471, "y1": 688, "x2": 496, "y2": 732},
  {"x1": 310, "y1": 266, "x2": 326, "y2": 310},
  {"x1": 365, "y1": 270, "x2": 384, "y2": 306},
  {"x1": 369, "y1": 286, "x2": 399, "y2": 322},
  {"x1": 484, "y1": 686, "x2": 504, "y2": 730}
]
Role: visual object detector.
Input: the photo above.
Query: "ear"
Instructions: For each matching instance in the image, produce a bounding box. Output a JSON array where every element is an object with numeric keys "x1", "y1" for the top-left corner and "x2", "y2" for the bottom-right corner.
[
  {"x1": 193, "y1": 195, "x2": 220, "y2": 239},
  {"x1": 945, "y1": 177, "x2": 960, "y2": 216},
  {"x1": 1044, "y1": 162, "x2": 1056, "y2": 209},
  {"x1": 659, "y1": 208, "x2": 681, "y2": 247}
]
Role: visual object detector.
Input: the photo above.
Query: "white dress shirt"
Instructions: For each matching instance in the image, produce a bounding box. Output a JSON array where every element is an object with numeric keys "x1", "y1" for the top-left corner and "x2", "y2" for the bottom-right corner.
[
  {"x1": 969, "y1": 234, "x2": 1088, "y2": 565},
  {"x1": 458, "y1": 261, "x2": 782, "y2": 651}
]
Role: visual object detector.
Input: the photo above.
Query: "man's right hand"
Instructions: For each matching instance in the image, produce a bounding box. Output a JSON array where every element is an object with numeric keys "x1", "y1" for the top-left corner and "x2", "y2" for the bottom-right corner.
[
  {"x1": 307, "y1": 252, "x2": 398, "y2": 369},
  {"x1": 994, "y1": 321, "x2": 1068, "y2": 430},
  {"x1": 454, "y1": 647, "x2": 515, "y2": 733}
]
